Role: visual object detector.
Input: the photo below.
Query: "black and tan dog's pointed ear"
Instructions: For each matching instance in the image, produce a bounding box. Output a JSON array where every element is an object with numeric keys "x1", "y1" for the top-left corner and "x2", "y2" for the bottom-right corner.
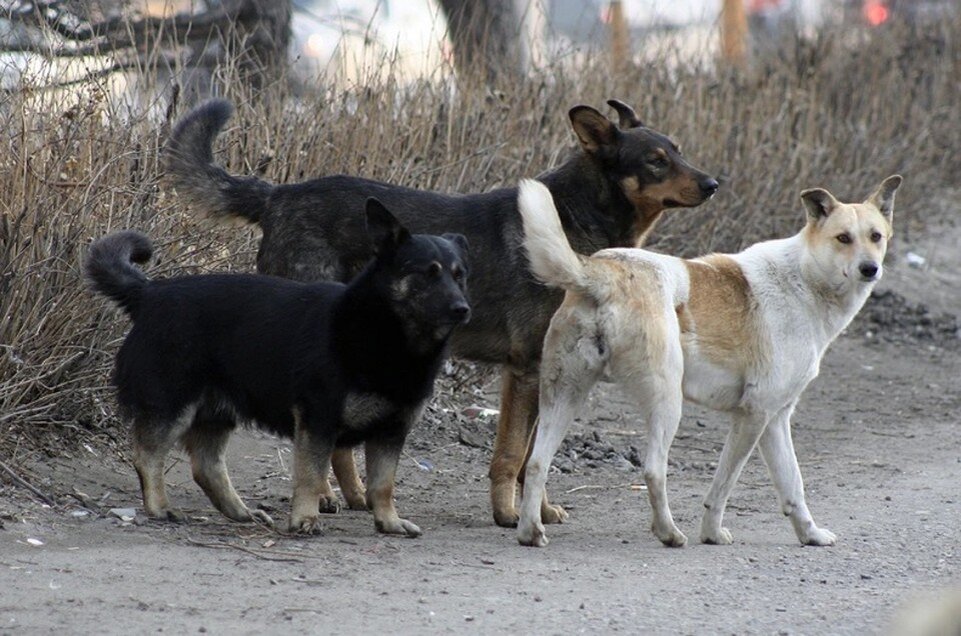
[
  {"x1": 365, "y1": 198, "x2": 410, "y2": 253},
  {"x1": 606, "y1": 99, "x2": 644, "y2": 129},
  {"x1": 442, "y1": 233, "x2": 469, "y2": 257},
  {"x1": 865, "y1": 174, "x2": 902, "y2": 222},
  {"x1": 569, "y1": 105, "x2": 619, "y2": 153},
  {"x1": 800, "y1": 187, "x2": 840, "y2": 222}
]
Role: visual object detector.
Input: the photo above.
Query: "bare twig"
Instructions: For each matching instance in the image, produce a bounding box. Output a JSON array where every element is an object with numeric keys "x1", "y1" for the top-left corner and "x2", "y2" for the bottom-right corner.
[{"x1": 0, "y1": 458, "x2": 57, "y2": 507}]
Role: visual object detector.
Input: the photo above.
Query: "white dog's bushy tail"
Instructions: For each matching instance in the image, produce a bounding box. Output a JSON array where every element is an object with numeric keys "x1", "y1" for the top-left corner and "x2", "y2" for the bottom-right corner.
[{"x1": 518, "y1": 179, "x2": 588, "y2": 292}]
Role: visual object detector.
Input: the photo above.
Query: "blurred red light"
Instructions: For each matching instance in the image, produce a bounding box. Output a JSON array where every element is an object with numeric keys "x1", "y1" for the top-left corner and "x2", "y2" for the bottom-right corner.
[{"x1": 864, "y1": 1, "x2": 890, "y2": 26}]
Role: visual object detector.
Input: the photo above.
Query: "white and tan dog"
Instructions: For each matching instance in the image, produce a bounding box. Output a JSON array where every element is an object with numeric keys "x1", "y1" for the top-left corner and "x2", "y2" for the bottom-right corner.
[{"x1": 515, "y1": 175, "x2": 901, "y2": 548}]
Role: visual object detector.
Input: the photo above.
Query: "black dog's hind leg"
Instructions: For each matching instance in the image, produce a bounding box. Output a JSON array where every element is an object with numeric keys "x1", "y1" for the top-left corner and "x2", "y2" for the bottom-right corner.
[
  {"x1": 490, "y1": 368, "x2": 569, "y2": 528},
  {"x1": 331, "y1": 448, "x2": 368, "y2": 510},
  {"x1": 289, "y1": 409, "x2": 335, "y2": 535},
  {"x1": 365, "y1": 434, "x2": 421, "y2": 537},
  {"x1": 132, "y1": 409, "x2": 196, "y2": 522},
  {"x1": 181, "y1": 417, "x2": 274, "y2": 526}
]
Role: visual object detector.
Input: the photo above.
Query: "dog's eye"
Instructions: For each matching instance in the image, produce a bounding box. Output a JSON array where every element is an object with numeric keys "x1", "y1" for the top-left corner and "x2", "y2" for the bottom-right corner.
[
  {"x1": 836, "y1": 233, "x2": 852, "y2": 244},
  {"x1": 870, "y1": 231, "x2": 883, "y2": 243},
  {"x1": 647, "y1": 156, "x2": 668, "y2": 170},
  {"x1": 451, "y1": 266, "x2": 464, "y2": 281},
  {"x1": 427, "y1": 262, "x2": 442, "y2": 277}
]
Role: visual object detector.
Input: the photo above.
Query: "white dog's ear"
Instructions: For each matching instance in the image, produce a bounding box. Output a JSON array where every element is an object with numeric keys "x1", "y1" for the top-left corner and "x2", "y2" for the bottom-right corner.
[
  {"x1": 800, "y1": 187, "x2": 840, "y2": 222},
  {"x1": 865, "y1": 174, "x2": 902, "y2": 222}
]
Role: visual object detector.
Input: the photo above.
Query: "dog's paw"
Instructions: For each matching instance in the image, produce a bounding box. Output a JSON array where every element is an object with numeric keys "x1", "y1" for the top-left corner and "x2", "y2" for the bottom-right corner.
[
  {"x1": 375, "y1": 517, "x2": 422, "y2": 538},
  {"x1": 800, "y1": 527, "x2": 837, "y2": 546},
  {"x1": 148, "y1": 508, "x2": 187, "y2": 524},
  {"x1": 289, "y1": 515, "x2": 324, "y2": 535},
  {"x1": 344, "y1": 492, "x2": 369, "y2": 511},
  {"x1": 250, "y1": 509, "x2": 275, "y2": 527},
  {"x1": 541, "y1": 503, "x2": 568, "y2": 525},
  {"x1": 493, "y1": 507, "x2": 520, "y2": 528},
  {"x1": 652, "y1": 521, "x2": 687, "y2": 547},
  {"x1": 701, "y1": 526, "x2": 733, "y2": 545},
  {"x1": 517, "y1": 520, "x2": 549, "y2": 547},
  {"x1": 317, "y1": 495, "x2": 341, "y2": 514}
]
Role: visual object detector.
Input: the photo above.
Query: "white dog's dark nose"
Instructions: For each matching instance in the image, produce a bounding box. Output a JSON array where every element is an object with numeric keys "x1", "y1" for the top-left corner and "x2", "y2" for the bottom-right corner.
[{"x1": 859, "y1": 262, "x2": 879, "y2": 279}]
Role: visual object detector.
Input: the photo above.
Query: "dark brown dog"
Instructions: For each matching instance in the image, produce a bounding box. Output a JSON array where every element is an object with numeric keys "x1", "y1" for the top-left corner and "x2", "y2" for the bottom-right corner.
[{"x1": 165, "y1": 98, "x2": 718, "y2": 527}]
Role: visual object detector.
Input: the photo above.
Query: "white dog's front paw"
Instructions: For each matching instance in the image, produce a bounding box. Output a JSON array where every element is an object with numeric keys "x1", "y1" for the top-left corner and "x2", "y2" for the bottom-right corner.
[
  {"x1": 518, "y1": 519, "x2": 549, "y2": 547},
  {"x1": 800, "y1": 526, "x2": 836, "y2": 546},
  {"x1": 701, "y1": 525, "x2": 733, "y2": 545}
]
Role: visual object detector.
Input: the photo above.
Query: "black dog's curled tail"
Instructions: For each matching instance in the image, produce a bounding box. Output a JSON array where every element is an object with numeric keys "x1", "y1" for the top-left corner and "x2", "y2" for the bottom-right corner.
[
  {"x1": 84, "y1": 230, "x2": 153, "y2": 316},
  {"x1": 165, "y1": 99, "x2": 271, "y2": 226}
]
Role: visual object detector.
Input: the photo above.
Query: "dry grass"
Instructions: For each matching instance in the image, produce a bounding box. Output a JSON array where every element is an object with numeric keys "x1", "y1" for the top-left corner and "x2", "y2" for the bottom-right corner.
[{"x1": 1, "y1": 19, "x2": 959, "y2": 461}]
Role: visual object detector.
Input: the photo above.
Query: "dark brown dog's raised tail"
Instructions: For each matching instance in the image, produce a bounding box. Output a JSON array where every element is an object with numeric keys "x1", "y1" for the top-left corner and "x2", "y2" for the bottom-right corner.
[{"x1": 165, "y1": 99, "x2": 272, "y2": 225}]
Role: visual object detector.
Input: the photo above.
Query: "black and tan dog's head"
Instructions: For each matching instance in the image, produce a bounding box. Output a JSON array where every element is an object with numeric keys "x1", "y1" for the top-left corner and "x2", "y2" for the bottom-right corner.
[
  {"x1": 365, "y1": 198, "x2": 471, "y2": 342},
  {"x1": 568, "y1": 99, "x2": 718, "y2": 232}
]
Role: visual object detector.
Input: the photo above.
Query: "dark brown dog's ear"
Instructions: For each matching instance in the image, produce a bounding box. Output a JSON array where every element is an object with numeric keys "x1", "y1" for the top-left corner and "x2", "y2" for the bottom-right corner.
[
  {"x1": 606, "y1": 99, "x2": 644, "y2": 128},
  {"x1": 865, "y1": 174, "x2": 902, "y2": 223},
  {"x1": 800, "y1": 188, "x2": 840, "y2": 223},
  {"x1": 569, "y1": 106, "x2": 619, "y2": 154},
  {"x1": 365, "y1": 198, "x2": 410, "y2": 254}
]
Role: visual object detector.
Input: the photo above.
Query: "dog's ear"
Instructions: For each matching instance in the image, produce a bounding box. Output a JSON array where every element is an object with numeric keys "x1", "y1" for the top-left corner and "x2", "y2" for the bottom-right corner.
[
  {"x1": 865, "y1": 174, "x2": 902, "y2": 223},
  {"x1": 606, "y1": 99, "x2": 644, "y2": 129},
  {"x1": 569, "y1": 106, "x2": 619, "y2": 154},
  {"x1": 800, "y1": 188, "x2": 840, "y2": 222},
  {"x1": 365, "y1": 198, "x2": 410, "y2": 254},
  {"x1": 442, "y1": 233, "x2": 469, "y2": 258}
]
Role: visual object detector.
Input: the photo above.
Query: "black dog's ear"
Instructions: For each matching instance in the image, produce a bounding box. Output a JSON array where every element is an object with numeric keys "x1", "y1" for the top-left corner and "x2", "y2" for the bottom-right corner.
[
  {"x1": 365, "y1": 198, "x2": 410, "y2": 253},
  {"x1": 569, "y1": 105, "x2": 619, "y2": 154},
  {"x1": 800, "y1": 187, "x2": 840, "y2": 223},
  {"x1": 606, "y1": 99, "x2": 644, "y2": 129},
  {"x1": 442, "y1": 233, "x2": 469, "y2": 258}
]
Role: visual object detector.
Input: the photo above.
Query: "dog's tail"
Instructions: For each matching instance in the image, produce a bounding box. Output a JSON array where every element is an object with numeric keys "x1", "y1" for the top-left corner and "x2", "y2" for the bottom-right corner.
[
  {"x1": 84, "y1": 231, "x2": 153, "y2": 316},
  {"x1": 518, "y1": 179, "x2": 590, "y2": 293},
  {"x1": 165, "y1": 99, "x2": 272, "y2": 226}
]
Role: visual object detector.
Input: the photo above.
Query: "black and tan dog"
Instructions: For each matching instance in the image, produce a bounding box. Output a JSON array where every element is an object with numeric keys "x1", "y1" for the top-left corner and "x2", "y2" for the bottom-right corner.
[
  {"x1": 85, "y1": 200, "x2": 470, "y2": 536},
  {"x1": 165, "y1": 98, "x2": 718, "y2": 527}
]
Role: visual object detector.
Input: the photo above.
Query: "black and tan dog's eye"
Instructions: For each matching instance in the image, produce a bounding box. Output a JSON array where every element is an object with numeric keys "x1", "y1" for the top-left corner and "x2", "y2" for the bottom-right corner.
[
  {"x1": 870, "y1": 231, "x2": 883, "y2": 243},
  {"x1": 836, "y1": 233, "x2": 852, "y2": 244},
  {"x1": 648, "y1": 155, "x2": 668, "y2": 170},
  {"x1": 427, "y1": 262, "x2": 442, "y2": 277},
  {"x1": 451, "y1": 265, "x2": 464, "y2": 281}
]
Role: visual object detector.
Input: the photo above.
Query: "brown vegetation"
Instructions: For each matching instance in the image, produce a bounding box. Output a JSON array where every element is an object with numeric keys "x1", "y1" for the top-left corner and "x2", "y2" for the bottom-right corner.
[{"x1": 1, "y1": 20, "x2": 959, "y2": 462}]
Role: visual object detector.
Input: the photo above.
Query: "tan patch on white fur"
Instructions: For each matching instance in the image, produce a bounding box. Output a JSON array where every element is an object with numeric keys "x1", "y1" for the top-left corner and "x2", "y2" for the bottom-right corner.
[
  {"x1": 679, "y1": 255, "x2": 759, "y2": 372},
  {"x1": 582, "y1": 256, "x2": 672, "y2": 372}
]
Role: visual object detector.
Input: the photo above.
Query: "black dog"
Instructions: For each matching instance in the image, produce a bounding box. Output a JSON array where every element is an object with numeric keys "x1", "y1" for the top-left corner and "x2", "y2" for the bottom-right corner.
[
  {"x1": 85, "y1": 200, "x2": 470, "y2": 536},
  {"x1": 166, "y1": 98, "x2": 718, "y2": 527}
]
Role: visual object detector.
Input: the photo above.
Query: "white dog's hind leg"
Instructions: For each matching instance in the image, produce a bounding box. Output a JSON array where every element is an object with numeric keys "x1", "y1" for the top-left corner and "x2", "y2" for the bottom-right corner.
[
  {"x1": 699, "y1": 409, "x2": 770, "y2": 545},
  {"x1": 620, "y1": 339, "x2": 686, "y2": 547},
  {"x1": 640, "y1": 393, "x2": 686, "y2": 547},
  {"x1": 517, "y1": 340, "x2": 598, "y2": 547},
  {"x1": 758, "y1": 403, "x2": 836, "y2": 546}
]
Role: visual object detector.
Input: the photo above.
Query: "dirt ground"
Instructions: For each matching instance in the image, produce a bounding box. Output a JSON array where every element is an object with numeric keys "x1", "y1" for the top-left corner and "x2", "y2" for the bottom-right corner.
[{"x1": 2, "y1": 218, "x2": 960, "y2": 635}]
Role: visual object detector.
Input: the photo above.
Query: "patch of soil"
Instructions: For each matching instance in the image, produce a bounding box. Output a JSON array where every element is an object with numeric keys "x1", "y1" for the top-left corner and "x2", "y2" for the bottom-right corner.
[{"x1": 850, "y1": 289, "x2": 960, "y2": 348}]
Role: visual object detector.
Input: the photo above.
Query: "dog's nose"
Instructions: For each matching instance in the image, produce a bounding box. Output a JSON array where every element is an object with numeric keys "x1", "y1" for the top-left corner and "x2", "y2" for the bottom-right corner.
[
  {"x1": 700, "y1": 178, "x2": 719, "y2": 197},
  {"x1": 859, "y1": 262, "x2": 879, "y2": 279},
  {"x1": 450, "y1": 303, "x2": 471, "y2": 322}
]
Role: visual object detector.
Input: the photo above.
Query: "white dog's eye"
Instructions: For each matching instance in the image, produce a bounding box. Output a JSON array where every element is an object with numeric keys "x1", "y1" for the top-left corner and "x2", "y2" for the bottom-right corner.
[
  {"x1": 870, "y1": 231, "x2": 883, "y2": 243},
  {"x1": 836, "y1": 233, "x2": 852, "y2": 244}
]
